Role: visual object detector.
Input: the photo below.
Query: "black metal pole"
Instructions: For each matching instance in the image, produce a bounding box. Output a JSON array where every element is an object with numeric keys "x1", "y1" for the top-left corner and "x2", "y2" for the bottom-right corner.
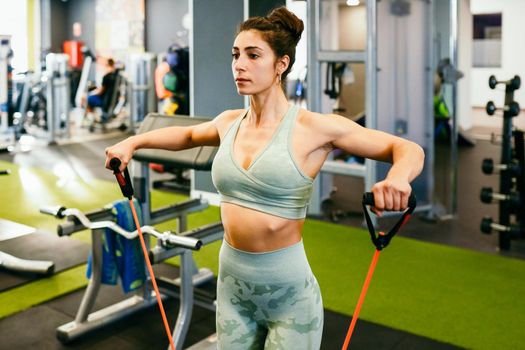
[{"x1": 498, "y1": 86, "x2": 515, "y2": 250}]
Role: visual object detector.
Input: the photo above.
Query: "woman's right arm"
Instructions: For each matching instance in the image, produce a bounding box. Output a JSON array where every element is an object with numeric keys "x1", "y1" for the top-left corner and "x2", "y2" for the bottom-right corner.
[{"x1": 105, "y1": 110, "x2": 233, "y2": 170}]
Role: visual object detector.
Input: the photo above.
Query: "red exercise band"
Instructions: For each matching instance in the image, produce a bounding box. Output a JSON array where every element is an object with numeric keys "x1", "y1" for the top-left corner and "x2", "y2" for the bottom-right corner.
[{"x1": 129, "y1": 199, "x2": 176, "y2": 350}]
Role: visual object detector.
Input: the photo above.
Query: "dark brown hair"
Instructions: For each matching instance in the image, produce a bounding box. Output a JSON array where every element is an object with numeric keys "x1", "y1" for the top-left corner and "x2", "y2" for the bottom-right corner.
[{"x1": 239, "y1": 6, "x2": 304, "y2": 84}]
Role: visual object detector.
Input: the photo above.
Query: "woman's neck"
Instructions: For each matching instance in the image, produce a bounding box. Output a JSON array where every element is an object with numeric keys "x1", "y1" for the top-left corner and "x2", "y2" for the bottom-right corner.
[{"x1": 248, "y1": 86, "x2": 289, "y2": 127}]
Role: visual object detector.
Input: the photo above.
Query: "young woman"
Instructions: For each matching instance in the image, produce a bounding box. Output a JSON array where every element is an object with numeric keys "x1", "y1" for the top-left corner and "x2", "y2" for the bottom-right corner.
[{"x1": 105, "y1": 7, "x2": 424, "y2": 349}]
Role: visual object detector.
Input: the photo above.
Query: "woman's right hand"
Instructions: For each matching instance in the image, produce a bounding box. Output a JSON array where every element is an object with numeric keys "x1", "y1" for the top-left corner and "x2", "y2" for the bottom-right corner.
[{"x1": 104, "y1": 137, "x2": 137, "y2": 172}]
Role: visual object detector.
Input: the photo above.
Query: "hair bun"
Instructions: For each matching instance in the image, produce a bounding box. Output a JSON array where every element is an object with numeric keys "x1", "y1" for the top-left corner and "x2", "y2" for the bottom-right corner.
[{"x1": 267, "y1": 7, "x2": 304, "y2": 45}]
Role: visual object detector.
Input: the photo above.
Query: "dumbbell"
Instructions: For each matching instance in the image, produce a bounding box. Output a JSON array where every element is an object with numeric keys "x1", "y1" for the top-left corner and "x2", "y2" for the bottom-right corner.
[
  {"x1": 485, "y1": 101, "x2": 520, "y2": 117},
  {"x1": 480, "y1": 187, "x2": 521, "y2": 206},
  {"x1": 480, "y1": 217, "x2": 522, "y2": 237},
  {"x1": 482, "y1": 158, "x2": 522, "y2": 176},
  {"x1": 488, "y1": 75, "x2": 521, "y2": 90}
]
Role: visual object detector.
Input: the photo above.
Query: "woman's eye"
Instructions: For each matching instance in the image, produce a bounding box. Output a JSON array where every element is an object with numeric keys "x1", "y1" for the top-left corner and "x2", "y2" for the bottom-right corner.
[
  {"x1": 232, "y1": 53, "x2": 239, "y2": 59},
  {"x1": 249, "y1": 54, "x2": 259, "y2": 59}
]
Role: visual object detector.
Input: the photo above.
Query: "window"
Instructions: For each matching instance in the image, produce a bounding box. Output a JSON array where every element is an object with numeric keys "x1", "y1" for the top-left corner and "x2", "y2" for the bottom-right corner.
[
  {"x1": 472, "y1": 13, "x2": 502, "y2": 68},
  {"x1": 0, "y1": 0, "x2": 28, "y2": 73}
]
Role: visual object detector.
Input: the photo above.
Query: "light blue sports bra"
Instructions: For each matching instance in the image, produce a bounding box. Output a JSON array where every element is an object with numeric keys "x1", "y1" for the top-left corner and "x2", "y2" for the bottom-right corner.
[{"x1": 211, "y1": 104, "x2": 314, "y2": 219}]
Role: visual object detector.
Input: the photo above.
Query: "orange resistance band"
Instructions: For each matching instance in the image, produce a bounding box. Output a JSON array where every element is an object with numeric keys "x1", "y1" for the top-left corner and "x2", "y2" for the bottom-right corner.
[
  {"x1": 129, "y1": 199, "x2": 176, "y2": 350},
  {"x1": 341, "y1": 248, "x2": 381, "y2": 350}
]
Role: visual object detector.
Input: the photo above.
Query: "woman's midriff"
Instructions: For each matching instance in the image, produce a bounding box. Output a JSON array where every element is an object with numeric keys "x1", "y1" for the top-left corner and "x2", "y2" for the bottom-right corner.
[{"x1": 220, "y1": 202, "x2": 305, "y2": 253}]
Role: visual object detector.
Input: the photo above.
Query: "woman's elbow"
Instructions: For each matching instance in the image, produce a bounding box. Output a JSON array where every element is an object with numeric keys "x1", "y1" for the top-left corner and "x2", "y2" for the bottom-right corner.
[
  {"x1": 397, "y1": 139, "x2": 425, "y2": 164},
  {"x1": 414, "y1": 142, "x2": 425, "y2": 158},
  {"x1": 411, "y1": 142, "x2": 425, "y2": 169}
]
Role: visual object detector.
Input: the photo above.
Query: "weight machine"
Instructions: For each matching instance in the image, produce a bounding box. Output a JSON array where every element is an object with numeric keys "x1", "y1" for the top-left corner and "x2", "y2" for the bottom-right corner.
[{"x1": 42, "y1": 114, "x2": 222, "y2": 349}]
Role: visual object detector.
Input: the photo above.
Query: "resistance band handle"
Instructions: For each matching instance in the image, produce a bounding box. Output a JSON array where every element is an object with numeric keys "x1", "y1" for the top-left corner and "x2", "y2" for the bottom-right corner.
[
  {"x1": 362, "y1": 192, "x2": 417, "y2": 250},
  {"x1": 362, "y1": 192, "x2": 417, "y2": 210},
  {"x1": 109, "y1": 158, "x2": 134, "y2": 200}
]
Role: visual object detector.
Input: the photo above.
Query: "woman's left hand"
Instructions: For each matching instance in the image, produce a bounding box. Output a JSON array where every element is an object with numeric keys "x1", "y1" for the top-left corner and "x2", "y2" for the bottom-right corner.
[{"x1": 370, "y1": 178, "x2": 412, "y2": 216}]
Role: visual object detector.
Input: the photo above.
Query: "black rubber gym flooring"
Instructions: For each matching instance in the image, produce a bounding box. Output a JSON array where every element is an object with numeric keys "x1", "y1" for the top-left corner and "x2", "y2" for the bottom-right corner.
[{"x1": 0, "y1": 131, "x2": 522, "y2": 349}]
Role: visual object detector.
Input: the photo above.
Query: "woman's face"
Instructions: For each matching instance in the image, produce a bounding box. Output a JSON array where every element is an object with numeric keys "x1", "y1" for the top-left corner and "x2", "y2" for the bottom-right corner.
[{"x1": 232, "y1": 30, "x2": 281, "y2": 95}]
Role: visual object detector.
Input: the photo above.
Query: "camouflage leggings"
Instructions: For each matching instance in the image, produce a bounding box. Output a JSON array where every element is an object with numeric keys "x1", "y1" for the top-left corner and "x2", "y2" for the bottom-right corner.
[{"x1": 216, "y1": 240, "x2": 324, "y2": 350}]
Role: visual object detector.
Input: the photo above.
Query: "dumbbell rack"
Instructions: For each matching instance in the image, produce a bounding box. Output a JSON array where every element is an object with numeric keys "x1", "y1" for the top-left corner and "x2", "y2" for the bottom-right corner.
[{"x1": 480, "y1": 75, "x2": 524, "y2": 250}]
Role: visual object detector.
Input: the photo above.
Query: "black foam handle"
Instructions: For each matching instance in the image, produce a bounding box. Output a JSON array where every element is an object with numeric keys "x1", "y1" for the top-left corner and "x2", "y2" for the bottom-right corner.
[
  {"x1": 109, "y1": 158, "x2": 134, "y2": 199},
  {"x1": 109, "y1": 158, "x2": 122, "y2": 171},
  {"x1": 362, "y1": 192, "x2": 417, "y2": 211}
]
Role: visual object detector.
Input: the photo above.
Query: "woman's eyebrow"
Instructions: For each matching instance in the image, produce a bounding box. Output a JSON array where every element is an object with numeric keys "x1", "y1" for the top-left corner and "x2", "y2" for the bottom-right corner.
[{"x1": 232, "y1": 46, "x2": 263, "y2": 51}]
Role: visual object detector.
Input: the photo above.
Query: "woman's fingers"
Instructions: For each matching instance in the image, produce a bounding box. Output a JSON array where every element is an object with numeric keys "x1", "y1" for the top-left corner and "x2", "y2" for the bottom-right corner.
[
  {"x1": 371, "y1": 180, "x2": 412, "y2": 214},
  {"x1": 104, "y1": 148, "x2": 126, "y2": 171}
]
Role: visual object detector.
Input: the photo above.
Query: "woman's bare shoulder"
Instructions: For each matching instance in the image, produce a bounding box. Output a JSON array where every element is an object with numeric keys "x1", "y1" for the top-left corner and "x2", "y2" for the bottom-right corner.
[
  {"x1": 300, "y1": 108, "x2": 357, "y2": 127},
  {"x1": 213, "y1": 109, "x2": 246, "y2": 135},
  {"x1": 296, "y1": 108, "x2": 336, "y2": 129},
  {"x1": 295, "y1": 108, "x2": 360, "y2": 146},
  {"x1": 216, "y1": 109, "x2": 245, "y2": 121}
]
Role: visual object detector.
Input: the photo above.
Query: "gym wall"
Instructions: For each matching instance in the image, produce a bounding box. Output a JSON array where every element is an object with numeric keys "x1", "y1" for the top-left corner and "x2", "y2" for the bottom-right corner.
[
  {"x1": 145, "y1": 0, "x2": 189, "y2": 53},
  {"x1": 470, "y1": 0, "x2": 525, "y2": 128},
  {"x1": 191, "y1": 0, "x2": 244, "y2": 198},
  {"x1": 337, "y1": 4, "x2": 366, "y2": 120},
  {"x1": 66, "y1": 0, "x2": 95, "y2": 56}
]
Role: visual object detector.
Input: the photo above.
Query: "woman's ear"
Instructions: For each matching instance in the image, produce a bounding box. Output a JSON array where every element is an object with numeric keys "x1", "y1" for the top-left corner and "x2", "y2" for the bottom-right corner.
[{"x1": 277, "y1": 55, "x2": 290, "y2": 74}]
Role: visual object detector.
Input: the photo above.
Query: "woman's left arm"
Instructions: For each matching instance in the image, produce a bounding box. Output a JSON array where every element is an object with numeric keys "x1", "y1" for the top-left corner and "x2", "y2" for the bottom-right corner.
[{"x1": 322, "y1": 114, "x2": 425, "y2": 214}]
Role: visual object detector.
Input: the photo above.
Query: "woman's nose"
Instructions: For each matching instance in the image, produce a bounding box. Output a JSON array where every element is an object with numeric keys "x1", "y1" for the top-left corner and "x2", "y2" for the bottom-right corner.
[{"x1": 233, "y1": 56, "x2": 246, "y2": 71}]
